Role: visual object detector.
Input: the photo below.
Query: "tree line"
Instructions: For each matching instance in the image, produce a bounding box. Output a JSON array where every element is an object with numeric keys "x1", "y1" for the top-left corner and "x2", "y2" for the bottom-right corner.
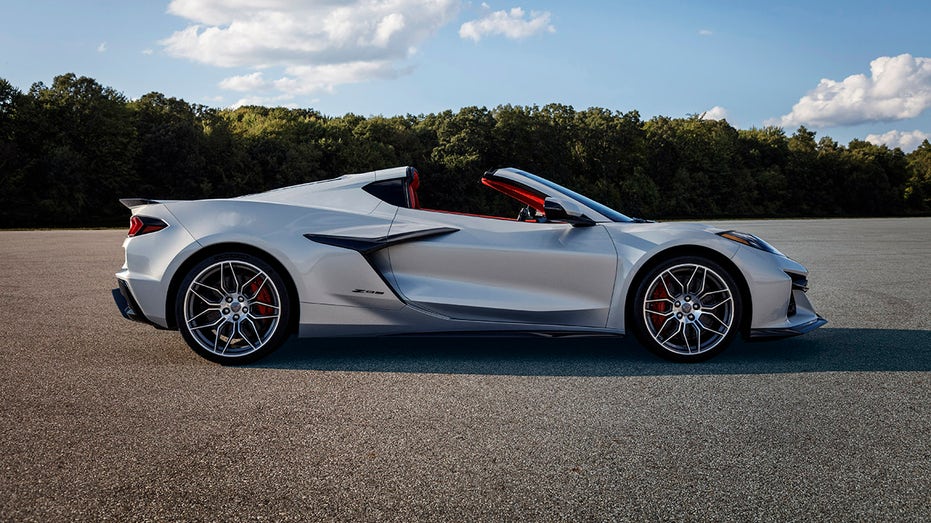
[{"x1": 1, "y1": 73, "x2": 929, "y2": 228}]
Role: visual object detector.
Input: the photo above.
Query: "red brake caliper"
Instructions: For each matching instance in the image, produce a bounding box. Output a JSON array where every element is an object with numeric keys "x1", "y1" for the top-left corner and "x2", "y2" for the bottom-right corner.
[
  {"x1": 249, "y1": 279, "x2": 274, "y2": 319},
  {"x1": 649, "y1": 279, "x2": 670, "y2": 330}
]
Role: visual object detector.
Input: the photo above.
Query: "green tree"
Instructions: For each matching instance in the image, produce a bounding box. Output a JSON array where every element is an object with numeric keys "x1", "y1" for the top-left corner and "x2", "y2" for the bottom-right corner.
[
  {"x1": 735, "y1": 127, "x2": 789, "y2": 216},
  {"x1": 130, "y1": 92, "x2": 212, "y2": 199},
  {"x1": 223, "y1": 106, "x2": 326, "y2": 193},
  {"x1": 0, "y1": 79, "x2": 27, "y2": 226},
  {"x1": 1, "y1": 73, "x2": 927, "y2": 227},
  {"x1": 16, "y1": 74, "x2": 137, "y2": 225},
  {"x1": 843, "y1": 139, "x2": 907, "y2": 215},
  {"x1": 905, "y1": 140, "x2": 931, "y2": 212},
  {"x1": 423, "y1": 107, "x2": 498, "y2": 213},
  {"x1": 784, "y1": 126, "x2": 827, "y2": 215},
  {"x1": 644, "y1": 115, "x2": 740, "y2": 217}
]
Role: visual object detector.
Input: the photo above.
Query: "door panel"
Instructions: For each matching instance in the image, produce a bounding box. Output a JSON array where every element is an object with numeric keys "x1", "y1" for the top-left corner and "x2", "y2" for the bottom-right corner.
[{"x1": 386, "y1": 208, "x2": 618, "y2": 327}]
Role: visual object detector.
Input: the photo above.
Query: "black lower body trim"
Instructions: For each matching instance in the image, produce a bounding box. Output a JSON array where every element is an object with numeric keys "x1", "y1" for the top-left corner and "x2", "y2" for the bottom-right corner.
[{"x1": 748, "y1": 316, "x2": 828, "y2": 339}]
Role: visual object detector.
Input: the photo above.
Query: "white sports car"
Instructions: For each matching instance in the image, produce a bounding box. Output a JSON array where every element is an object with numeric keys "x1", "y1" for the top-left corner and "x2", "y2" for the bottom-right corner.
[{"x1": 114, "y1": 166, "x2": 826, "y2": 364}]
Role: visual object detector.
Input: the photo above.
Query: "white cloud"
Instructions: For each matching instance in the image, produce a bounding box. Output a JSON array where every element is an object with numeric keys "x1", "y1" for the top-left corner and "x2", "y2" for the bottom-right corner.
[
  {"x1": 161, "y1": 0, "x2": 459, "y2": 95},
  {"x1": 698, "y1": 29, "x2": 713, "y2": 36},
  {"x1": 218, "y1": 71, "x2": 269, "y2": 92},
  {"x1": 97, "y1": 42, "x2": 107, "y2": 53},
  {"x1": 459, "y1": 7, "x2": 555, "y2": 42},
  {"x1": 372, "y1": 12, "x2": 406, "y2": 48},
  {"x1": 229, "y1": 94, "x2": 298, "y2": 109},
  {"x1": 273, "y1": 61, "x2": 403, "y2": 95},
  {"x1": 865, "y1": 129, "x2": 930, "y2": 152},
  {"x1": 142, "y1": 48, "x2": 154, "y2": 56},
  {"x1": 701, "y1": 106, "x2": 728, "y2": 121},
  {"x1": 771, "y1": 53, "x2": 931, "y2": 128},
  {"x1": 216, "y1": 61, "x2": 402, "y2": 97}
]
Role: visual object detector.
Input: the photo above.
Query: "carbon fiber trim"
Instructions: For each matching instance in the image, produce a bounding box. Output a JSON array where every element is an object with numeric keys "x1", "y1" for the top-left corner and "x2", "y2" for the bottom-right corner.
[
  {"x1": 748, "y1": 316, "x2": 828, "y2": 339},
  {"x1": 304, "y1": 227, "x2": 459, "y2": 254},
  {"x1": 119, "y1": 198, "x2": 160, "y2": 209}
]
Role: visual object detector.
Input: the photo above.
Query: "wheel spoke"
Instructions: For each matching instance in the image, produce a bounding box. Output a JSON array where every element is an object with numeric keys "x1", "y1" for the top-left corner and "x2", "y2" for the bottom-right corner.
[
  {"x1": 659, "y1": 274, "x2": 675, "y2": 298},
  {"x1": 704, "y1": 296, "x2": 733, "y2": 309},
  {"x1": 702, "y1": 312, "x2": 722, "y2": 326},
  {"x1": 682, "y1": 323, "x2": 692, "y2": 353},
  {"x1": 665, "y1": 269, "x2": 684, "y2": 294},
  {"x1": 240, "y1": 271, "x2": 263, "y2": 296},
  {"x1": 187, "y1": 308, "x2": 216, "y2": 326},
  {"x1": 696, "y1": 267, "x2": 708, "y2": 296},
  {"x1": 685, "y1": 265, "x2": 699, "y2": 294},
  {"x1": 701, "y1": 289, "x2": 730, "y2": 300},
  {"x1": 697, "y1": 320, "x2": 727, "y2": 337},
  {"x1": 220, "y1": 323, "x2": 236, "y2": 355},
  {"x1": 220, "y1": 262, "x2": 240, "y2": 294},
  {"x1": 650, "y1": 315, "x2": 674, "y2": 339},
  {"x1": 240, "y1": 319, "x2": 260, "y2": 350},
  {"x1": 646, "y1": 310, "x2": 673, "y2": 318},
  {"x1": 219, "y1": 262, "x2": 230, "y2": 293},
  {"x1": 190, "y1": 316, "x2": 223, "y2": 331},
  {"x1": 252, "y1": 301, "x2": 280, "y2": 310},
  {"x1": 701, "y1": 310, "x2": 728, "y2": 328},
  {"x1": 645, "y1": 298, "x2": 674, "y2": 304},
  {"x1": 249, "y1": 276, "x2": 269, "y2": 301},
  {"x1": 659, "y1": 321, "x2": 682, "y2": 345},
  {"x1": 213, "y1": 320, "x2": 227, "y2": 351},
  {"x1": 190, "y1": 288, "x2": 220, "y2": 307},
  {"x1": 192, "y1": 280, "x2": 223, "y2": 296},
  {"x1": 228, "y1": 262, "x2": 240, "y2": 293}
]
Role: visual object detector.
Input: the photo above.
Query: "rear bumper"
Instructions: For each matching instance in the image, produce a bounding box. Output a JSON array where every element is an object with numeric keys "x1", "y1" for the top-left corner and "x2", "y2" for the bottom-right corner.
[{"x1": 113, "y1": 279, "x2": 168, "y2": 330}]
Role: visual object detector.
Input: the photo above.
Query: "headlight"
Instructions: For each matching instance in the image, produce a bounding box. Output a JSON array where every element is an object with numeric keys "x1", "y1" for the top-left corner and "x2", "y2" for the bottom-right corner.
[{"x1": 718, "y1": 230, "x2": 785, "y2": 257}]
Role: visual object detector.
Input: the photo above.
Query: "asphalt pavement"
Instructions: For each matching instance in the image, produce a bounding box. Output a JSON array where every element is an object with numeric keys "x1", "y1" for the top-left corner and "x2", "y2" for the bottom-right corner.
[{"x1": 1, "y1": 218, "x2": 929, "y2": 521}]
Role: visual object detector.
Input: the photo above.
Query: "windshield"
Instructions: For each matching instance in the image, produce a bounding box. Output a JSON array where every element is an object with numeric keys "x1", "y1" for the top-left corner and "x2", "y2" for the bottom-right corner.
[{"x1": 504, "y1": 169, "x2": 634, "y2": 223}]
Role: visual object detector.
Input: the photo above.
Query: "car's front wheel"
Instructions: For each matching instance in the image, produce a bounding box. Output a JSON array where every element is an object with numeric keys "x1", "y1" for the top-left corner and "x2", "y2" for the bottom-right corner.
[
  {"x1": 632, "y1": 256, "x2": 742, "y2": 362},
  {"x1": 176, "y1": 252, "x2": 291, "y2": 364}
]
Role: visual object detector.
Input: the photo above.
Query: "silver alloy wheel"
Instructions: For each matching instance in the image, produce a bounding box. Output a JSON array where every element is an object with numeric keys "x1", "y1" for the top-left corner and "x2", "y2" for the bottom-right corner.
[
  {"x1": 182, "y1": 260, "x2": 282, "y2": 358},
  {"x1": 642, "y1": 263, "x2": 735, "y2": 355}
]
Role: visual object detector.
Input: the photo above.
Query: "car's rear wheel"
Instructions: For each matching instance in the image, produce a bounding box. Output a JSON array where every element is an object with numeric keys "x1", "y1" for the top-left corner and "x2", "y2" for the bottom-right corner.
[
  {"x1": 632, "y1": 256, "x2": 742, "y2": 362},
  {"x1": 176, "y1": 253, "x2": 291, "y2": 364}
]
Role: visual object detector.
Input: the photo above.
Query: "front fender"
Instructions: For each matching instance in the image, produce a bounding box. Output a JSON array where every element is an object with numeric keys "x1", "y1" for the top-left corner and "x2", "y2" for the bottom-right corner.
[{"x1": 603, "y1": 223, "x2": 741, "y2": 331}]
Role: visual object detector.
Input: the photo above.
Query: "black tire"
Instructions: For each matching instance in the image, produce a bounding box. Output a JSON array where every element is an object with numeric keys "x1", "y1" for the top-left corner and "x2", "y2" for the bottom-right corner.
[
  {"x1": 631, "y1": 256, "x2": 742, "y2": 362},
  {"x1": 175, "y1": 252, "x2": 292, "y2": 364}
]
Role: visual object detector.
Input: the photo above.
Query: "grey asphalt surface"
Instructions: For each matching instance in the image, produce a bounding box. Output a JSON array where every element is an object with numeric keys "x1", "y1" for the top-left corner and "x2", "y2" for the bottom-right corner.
[{"x1": 1, "y1": 218, "x2": 929, "y2": 521}]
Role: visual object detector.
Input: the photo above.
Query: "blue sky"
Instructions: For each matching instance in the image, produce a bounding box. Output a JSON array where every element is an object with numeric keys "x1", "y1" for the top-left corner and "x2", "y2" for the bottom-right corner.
[{"x1": 2, "y1": 0, "x2": 929, "y2": 151}]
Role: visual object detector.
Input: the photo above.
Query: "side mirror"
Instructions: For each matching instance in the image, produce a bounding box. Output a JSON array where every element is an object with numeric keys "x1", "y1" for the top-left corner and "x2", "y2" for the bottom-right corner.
[{"x1": 544, "y1": 197, "x2": 596, "y2": 227}]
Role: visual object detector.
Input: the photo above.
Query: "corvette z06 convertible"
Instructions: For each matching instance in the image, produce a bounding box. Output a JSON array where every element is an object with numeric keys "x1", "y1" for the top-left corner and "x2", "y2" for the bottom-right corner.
[{"x1": 114, "y1": 167, "x2": 826, "y2": 364}]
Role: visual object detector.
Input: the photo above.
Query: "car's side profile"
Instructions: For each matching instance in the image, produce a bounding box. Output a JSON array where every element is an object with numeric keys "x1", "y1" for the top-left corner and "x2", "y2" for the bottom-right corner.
[{"x1": 114, "y1": 166, "x2": 826, "y2": 363}]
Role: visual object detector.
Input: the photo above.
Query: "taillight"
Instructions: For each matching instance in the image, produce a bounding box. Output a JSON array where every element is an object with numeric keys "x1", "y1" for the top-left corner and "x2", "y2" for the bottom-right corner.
[{"x1": 128, "y1": 215, "x2": 168, "y2": 237}]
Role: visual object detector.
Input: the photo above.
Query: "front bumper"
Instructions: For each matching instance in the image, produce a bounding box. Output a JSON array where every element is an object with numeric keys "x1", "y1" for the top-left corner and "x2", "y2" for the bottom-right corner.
[
  {"x1": 747, "y1": 272, "x2": 827, "y2": 338},
  {"x1": 727, "y1": 242, "x2": 828, "y2": 339}
]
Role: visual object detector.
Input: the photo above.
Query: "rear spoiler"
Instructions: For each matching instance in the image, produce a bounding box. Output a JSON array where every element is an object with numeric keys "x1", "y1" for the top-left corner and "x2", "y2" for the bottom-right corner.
[{"x1": 119, "y1": 198, "x2": 162, "y2": 209}]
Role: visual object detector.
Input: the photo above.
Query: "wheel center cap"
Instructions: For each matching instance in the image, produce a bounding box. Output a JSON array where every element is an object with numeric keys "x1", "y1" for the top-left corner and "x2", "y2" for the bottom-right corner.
[
  {"x1": 230, "y1": 302, "x2": 242, "y2": 313},
  {"x1": 681, "y1": 302, "x2": 693, "y2": 314}
]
